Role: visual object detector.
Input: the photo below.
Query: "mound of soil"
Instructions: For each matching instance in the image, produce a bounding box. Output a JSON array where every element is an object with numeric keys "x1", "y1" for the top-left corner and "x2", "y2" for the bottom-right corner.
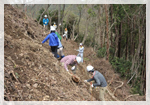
[{"x1": 4, "y1": 4, "x2": 145, "y2": 101}]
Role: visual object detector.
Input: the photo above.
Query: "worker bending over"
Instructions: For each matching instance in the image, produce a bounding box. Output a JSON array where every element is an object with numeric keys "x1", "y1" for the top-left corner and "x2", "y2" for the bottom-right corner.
[
  {"x1": 60, "y1": 55, "x2": 81, "y2": 73},
  {"x1": 84, "y1": 65, "x2": 107, "y2": 101}
]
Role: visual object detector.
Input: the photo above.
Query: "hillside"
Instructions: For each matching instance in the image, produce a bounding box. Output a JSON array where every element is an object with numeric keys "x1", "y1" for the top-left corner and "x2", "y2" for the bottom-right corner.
[{"x1": 4, "y1": 4, "x2": 145, "y2": 101}]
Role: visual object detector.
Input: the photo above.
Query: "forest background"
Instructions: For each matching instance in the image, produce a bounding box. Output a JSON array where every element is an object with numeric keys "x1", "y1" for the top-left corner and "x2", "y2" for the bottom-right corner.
[{"x1": 13, "y1": 4, "x2": 146, "y2": 96}]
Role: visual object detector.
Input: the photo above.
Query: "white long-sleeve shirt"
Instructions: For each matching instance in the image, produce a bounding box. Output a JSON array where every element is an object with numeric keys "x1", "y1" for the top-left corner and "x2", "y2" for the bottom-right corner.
[{"x1": 77, "y1": 46, "x2": 84, "y2": 53}]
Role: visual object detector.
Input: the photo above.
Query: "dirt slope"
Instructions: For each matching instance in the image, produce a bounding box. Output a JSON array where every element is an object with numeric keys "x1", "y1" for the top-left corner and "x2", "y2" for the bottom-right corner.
[{"x1": 4, "y1": 4, "x2": 145, "y2": 101}]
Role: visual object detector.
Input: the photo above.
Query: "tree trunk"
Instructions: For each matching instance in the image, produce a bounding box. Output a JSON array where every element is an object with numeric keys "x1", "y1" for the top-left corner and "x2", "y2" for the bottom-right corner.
[
  {"x1": 110, "y1": 5, "x2": 113, "y2": 46},
  {"x1": 82, "y1": 17, "x2": 89, "y2": 44},
  {"x1": 38, "y1": 4, "x2": 50, "y2": 25},
  {"x1": 126, "y1": 18, "x2": 129, "y2": 60},
  {"x1": 129, "y1": 16, "x2": 144, "y2": 82},
  {"x1": 105, "y1": 4, "x2": 109, "y2": 60},
  {"x1": 118, "y1": 22, "x2": 122, "y2": 58},
  {"x1": 114, "y1": 22, "x2": 119, "y2": 57},
  {"x1": 60, "y1": 4, "x2": 66, "y2": 35},
  {"x1": 58, "y1": 4, "x2": 61, "y2": 33}
]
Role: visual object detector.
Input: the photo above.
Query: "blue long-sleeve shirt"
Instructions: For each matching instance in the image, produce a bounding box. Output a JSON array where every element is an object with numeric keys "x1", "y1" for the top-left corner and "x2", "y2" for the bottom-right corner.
[
  {"x1": 42, "y1": 32, "x2": 59, "y2": 46},
  {"x1": 43, "y1": 18, "x2": 49, "y2": 25}
]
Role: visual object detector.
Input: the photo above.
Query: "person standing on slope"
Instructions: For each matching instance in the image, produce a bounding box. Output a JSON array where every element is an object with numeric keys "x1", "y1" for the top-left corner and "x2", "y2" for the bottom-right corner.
[
  {"x1": 53, "y1": 22, "x2": 57, "y2": 29},
  {"x1": 84, "y1": 65, "x2": 107, "y2": 101},
  {"x1": 55, "y1": 29, "x2": 62, "y2": 41},
  {"x1": 77, "y1": 43, "x2": 84, "y2": 63},
  {"x1": 57, "y1": 38, "x2": 65, "y2": 59},
  {"x1": 60, "y1": 55, "x2": 81, "y2": 73},
  {"x1": 43, "y1": 15, "x2": 49, "y2": 30},
  {"x1": 42, "y1": 26, "x2": 59, "y2": 58},
  {"x1": 63, "y1": 28, "x2": 68, "y2": 40}
]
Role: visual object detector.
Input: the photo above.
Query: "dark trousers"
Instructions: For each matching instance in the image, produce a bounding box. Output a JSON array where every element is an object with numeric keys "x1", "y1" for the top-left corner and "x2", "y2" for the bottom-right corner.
[{"x1": 51, "y1": 46, "x2": 58, "y2": 58}]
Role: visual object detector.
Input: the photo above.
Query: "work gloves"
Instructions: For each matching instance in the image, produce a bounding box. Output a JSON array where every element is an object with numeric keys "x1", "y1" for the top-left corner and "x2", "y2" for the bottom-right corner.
[
  {"x1": 91, "y1": 84, "x2": 94, "y2": 88},
  {"x1": 71, "y1": 66, "x2": 76, "y2": 70},
  {"x1": 84, "y1": 80, "x2": 87, "y2": 82}
]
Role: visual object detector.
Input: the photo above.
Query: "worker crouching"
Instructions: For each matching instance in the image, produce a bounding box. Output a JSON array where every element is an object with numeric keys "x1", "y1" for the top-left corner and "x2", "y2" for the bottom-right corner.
[
  {"x1": 60, "y1": 55, "x2": 81, "y2": 74},
  {"x1": 84, "y1": 65, "x2": 107, "y2": 101}
]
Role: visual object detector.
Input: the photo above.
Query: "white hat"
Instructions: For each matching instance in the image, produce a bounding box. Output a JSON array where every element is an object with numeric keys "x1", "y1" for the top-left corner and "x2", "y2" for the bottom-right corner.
[
  {"x1": 50, "y1": 26, "x2": 55, "y2": 31},
  {"x1": 71, "y1": 66, "x2": 76, "y2": 70},
  {"x1": 80, "y1": 43, "x2": 82, "y2": 46},
  {"x1": 86, "y1": 65, "x2": 94, "y2": 72},
  {"x1": 76, "y1": 56, "x2": 81, "y2": 63},
  {"x1": 44, "y1": 15, "x2": 47, "y2": 17}
]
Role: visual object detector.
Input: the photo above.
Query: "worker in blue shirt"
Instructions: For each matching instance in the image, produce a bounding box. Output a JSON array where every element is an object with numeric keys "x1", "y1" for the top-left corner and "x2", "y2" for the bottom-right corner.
[
  {"x1": 42, "y1": 26, "x2": 59, "y2": 58},
  {"x1": 43, "y1": 15, "x2": 49, "y2": 30}
]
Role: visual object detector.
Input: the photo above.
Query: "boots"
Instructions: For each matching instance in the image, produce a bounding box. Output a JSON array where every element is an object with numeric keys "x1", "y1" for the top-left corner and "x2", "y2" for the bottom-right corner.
[{"x1": 61, "y1": 55, "x2": 65, "y2": 58}]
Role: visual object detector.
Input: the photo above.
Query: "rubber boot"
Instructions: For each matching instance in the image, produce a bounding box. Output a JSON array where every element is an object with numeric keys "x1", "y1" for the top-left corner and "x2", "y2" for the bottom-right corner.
[
  {"x1": 61, "y1": 55, "x2": 65, "y2": 58},
  {"x1": 56, "y1": 54, "x2": 60, "y2": 58}
]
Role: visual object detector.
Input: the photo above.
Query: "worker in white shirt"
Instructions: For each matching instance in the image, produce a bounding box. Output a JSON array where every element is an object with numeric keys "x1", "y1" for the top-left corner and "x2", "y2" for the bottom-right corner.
[
  {"x1": 53, "y1": 22, "x2": 57, "y2": 29},
  {"x1": 76, "y1": 43, "x2": 84, "y2": 63},
  {"x1": 63, "y1": 28, "x2": 68, "y2": 40}
]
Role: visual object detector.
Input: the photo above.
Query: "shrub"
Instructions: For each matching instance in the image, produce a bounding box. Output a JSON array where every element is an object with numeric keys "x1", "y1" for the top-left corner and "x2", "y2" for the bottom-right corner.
[
  {"x1": 97, "y1": 47, "x2": 106, "y2": 58},
  {"x1": 110, "y1": 57, "x2": 132, "y2": 78}
]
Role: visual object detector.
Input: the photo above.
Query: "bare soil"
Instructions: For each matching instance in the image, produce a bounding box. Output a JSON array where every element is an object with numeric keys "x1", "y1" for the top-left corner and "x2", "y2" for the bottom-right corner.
[{"x1": 4, "y1": 4, "x2": 145, "y2": 101}]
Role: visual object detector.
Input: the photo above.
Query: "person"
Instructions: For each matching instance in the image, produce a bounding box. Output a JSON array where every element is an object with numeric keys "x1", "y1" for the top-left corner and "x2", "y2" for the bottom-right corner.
[
  {"x1": 55, "y1": 29, "x2": 62, "y2": 41},
  {"x1": 84, "y1": 65, "x2": 107, "y2": 101},
  {"x1": 57, "y1": 38, "x2": 65, "y2": 59},
  {"x1": 77, "y1": 43, "x2": 84, "y2": 63},
  {"x1": 42, "y1": 26, "x2": 59, "y2": 58},
  {"x1": 63, "y1": 28, "x2": 68, "y2": 40},
  {"x1": 53, "y1": 22, "x2": 57, "y2": 29},
  {"x1": 43, "y1": 15, "x2": 49, "y2": 30},
  {"x1": 60, "y1": 55, "x2": 81, "y2": 73}
]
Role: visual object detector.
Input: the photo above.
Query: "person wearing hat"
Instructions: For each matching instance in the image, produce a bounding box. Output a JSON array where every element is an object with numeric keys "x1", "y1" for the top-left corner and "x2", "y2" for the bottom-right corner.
[
  {"x1": 42, "y1": 26, "x2": 59, "y2": 58},
  {"x1": 57, "y1": 38, "x2": 65, "y2": 59},
  {"x1": 43, "y1": 15, "x2": 49, "y2": 30},
  {"x1": 60, "y1": 55, "x2": 81, "y2": 73},
  {"x1": 77, "y1": 43, "x2": 84, "y2": 63},
  {"x1": 53, "y1": 22, "x2": 57, "y2": 29},
  {"x1": 84, "y1": 65, "x2": 107, "y2": 101},
  {"x1": 63, "y1": 28, "x2": 68, "y2": 40}
]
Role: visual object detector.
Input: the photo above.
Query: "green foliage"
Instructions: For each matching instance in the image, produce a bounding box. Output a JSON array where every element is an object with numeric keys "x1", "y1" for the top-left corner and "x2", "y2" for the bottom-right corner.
[
  {"x1": 130, "y1": 77, "x2": 143, "y2": 95},
  {"x1": 75, "y1": 34, "x2": 84, "y2": 43},
  {"x1": 88, "y1": 8, "x2": 96, "y2": 17},
  {"x1": 36, "y1": 8, "x2": 45, "y2": 24},
  {"x1": 15, "y1": 72, "x2": 19, "y2": 78},
  {"x1": 110, "y1": 57, "x2": 132, "y2": 77},
  {"x1": 97, "y1": 47, "x2": 106, "y2": 58},
  {"x1": 84, "y1": 57, "x2": 90, "y2": 61}
]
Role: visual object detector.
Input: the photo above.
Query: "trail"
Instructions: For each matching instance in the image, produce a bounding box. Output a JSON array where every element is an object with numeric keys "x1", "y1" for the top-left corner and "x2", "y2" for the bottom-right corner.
[{"x1": 4, "y1": 4, "x2": 145, "y2": 101}]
